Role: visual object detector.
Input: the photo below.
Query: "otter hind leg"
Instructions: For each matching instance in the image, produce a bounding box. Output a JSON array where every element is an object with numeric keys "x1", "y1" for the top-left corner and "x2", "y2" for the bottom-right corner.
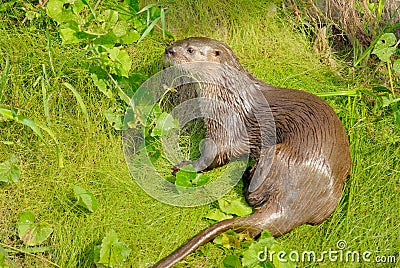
[{"x1": 242, "y1": 143, "x2": 342, "y2": 234}]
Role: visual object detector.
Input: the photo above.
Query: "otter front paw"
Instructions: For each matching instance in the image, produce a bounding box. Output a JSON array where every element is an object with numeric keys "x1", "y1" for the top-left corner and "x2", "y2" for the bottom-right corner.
[{"x1": 172, "y1": 161, "x2": 192, "y2": 176}]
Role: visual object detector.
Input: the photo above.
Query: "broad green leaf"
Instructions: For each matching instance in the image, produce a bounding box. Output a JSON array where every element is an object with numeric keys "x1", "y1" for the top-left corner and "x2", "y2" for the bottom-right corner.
[
  {"x1": 73, "y1": 185, "x2": 98, "y2": 212},
  {"x1": 104, "y1": 108, "x2": 126, "y2": 130},
  {"x1": 218, "y1": 199, "x2": 252, "y2": 217},
  {"x1": 175, "y1": 166, "x2": 197, "y2": 187},
  {"x1": 17, "y1": 212, "x2": 53, "y2": 246},
  {"x1": 205, "y1": 208, "x2": 233, "y2": 221},
  {"x1": 372, "y1": 33, "x2": 397, "y2": 62},
  {"x1": 59, "y1": 21, "x2": 81, "y2": 44},
  {"x1": 108, "y1": 47, "x2": 131, "y2": 77},
  {"x1": 151, "y1": 112, "x2": 178, "y2": 136},
  {"x1": 121, "y1": 30, "x2": 141, "y2": 44},
  {"x1": 46, "y1": 0, "x2": 83, "y2": 24},
  {"x1": 94, "y1": 32, "x2": 118, "y2": 47},
  {"x1": 89, "y1": 66, "x2": 113, "y2": 99},
  {"x1": 99, "y1": 10, "x2": 119, "y2": 30},
  {"x1": 218, "y1": 231, "x2": 241, "y2": 249},
  {"x1": 112, "y1": 21, "x2": 127, "y2": 38},
  {"x1": 175, "y1": 165, "x2": 210, "y2": 188},
  {"x1": 98, "y1": 229, "x2": 130, "y2": 267},
  {"x1": 223, "y1": 255, "x2": 242, "y2": 268},
  {"x1": 242, "y1": 231, "x2": 276, "y2": 267},
  {"x1": 0, "y1": 154, "x2": 20, "y2": 183},
  {"x1": 192, "y1": 173, "x2": 210, "y2": 187},
  {"x1": 270, "y1": 243, "x2": 296, "y2": 268},
  {"x1": 375, "y1": 33, "x2": 397, "y2": 48}
]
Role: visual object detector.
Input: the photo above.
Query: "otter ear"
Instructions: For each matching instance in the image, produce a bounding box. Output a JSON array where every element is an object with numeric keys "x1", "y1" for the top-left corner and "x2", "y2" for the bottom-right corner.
[{"x1": 214, "y1": 50, "x2": 221, "y2": 56}]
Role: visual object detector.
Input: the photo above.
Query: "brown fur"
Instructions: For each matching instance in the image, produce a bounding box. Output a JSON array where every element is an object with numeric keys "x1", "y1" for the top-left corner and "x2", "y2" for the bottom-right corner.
[{"x1": 153, "y1": 37, "x2": 351, "y2": 267}]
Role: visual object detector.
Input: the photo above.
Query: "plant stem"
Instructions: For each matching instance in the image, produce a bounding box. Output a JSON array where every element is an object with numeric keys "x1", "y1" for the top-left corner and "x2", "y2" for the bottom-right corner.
[{"x1": 387, "y1": 61, "x2": 394, "y2": 93}]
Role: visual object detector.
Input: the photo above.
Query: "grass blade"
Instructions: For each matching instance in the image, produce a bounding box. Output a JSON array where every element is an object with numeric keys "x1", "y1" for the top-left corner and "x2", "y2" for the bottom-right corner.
[
  {"x1": 316, "y1": 90, "x2": 359, "y2": 97},
  {"x1": 63, "y1": 82, "x2": 90, "y2": 129},
  {"x1": 137, "y1": 16, "x2": 161, "y2": 43}
]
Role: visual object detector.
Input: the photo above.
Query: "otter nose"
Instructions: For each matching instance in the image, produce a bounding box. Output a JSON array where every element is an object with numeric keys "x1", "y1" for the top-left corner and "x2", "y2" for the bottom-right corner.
[{"x1": 165, "y1": 47, "x2": 175, "y2": 55}]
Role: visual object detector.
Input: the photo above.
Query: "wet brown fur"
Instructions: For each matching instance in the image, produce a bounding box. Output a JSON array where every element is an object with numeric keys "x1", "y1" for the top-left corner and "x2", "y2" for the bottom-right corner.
[{"x1": 153, "y1": 37, "x2": 351, "y2": 267}]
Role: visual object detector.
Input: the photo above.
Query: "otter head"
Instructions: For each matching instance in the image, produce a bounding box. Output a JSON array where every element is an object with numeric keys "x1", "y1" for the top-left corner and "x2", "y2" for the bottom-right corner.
[{"x1": 164, "y1": 37, "x2": 246, "y2": 73}]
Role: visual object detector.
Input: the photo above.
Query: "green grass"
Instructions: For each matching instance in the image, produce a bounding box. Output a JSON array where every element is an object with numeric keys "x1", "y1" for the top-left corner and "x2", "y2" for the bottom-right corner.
[{"x1": 1, "y1": 0, "x2": 399, "y2": 267}]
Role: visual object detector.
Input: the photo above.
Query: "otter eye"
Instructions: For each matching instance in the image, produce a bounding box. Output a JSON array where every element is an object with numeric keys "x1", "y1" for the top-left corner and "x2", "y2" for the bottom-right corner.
[{"x1": 187, "y1": 47, "x2": 194, "y2": 54}]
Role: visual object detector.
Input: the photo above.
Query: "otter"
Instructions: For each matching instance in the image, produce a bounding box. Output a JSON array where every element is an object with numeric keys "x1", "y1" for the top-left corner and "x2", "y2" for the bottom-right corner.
[{"x1": 153, "y1": 37, "x2": 351, "y2": 267}]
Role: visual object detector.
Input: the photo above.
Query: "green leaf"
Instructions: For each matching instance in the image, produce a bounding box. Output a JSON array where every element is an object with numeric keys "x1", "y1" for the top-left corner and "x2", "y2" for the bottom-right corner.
[
  {"x1": 219, "y1": 231, "x2": 241, "y2": 249},
  {"x1": 104, "y1": 107, "x2": 126, "y2": 130},
  {"x1": 205, "y1": 208, "x2": 233, "y2": 221},
  {"x1": 223, "y1": 255, "x2": 242, "y2": 268},
  {"x1": 99, "y1": 10, "x2": 119, "y2": 30},
  {"x1": 17, "y1": 212, "x2": 53, "y2": 246},
  {"x1": 376, "y1": 33, "x2": 397, "y2": 48},
  {"x1": 73, "y1": 185, "x2": 98, "y2": 212},
  {"x1": 175, "y1": 165, "x2": 210, "y2": 188},
  {"x1": 46, "y1": 0, "x2": 83, "y2": 24},
  {"x1": 90, "y1": 66, "x2": 113, "y2": 99},
  {"x1": 108, "y1": 47, "x2": 131, "y2": 77},
  {"x1": 242, "y1": 231, "x2": 276, "y2": 267},
  {"x1": 218, "y1": 199, "x2": 252, "y2": 217},
  {"x1": 372, "y1": 33, "x2": 397, "y2": 62},
  {"x1": 94, "y1": 32, "x2": 119, "y2": 47},
  {"x1": 120, "y1": 30, "x2": 141, "y2": 44},
  {"x1": 59, "y1": 21, "x2": 81, "y2": 44},
  {"x1": 151, "y1": 112, "x2": 178, "y2": 136},
  {"x1": 175, "y1": 165, "x2": 197, "y2": 187},
  {"x1": 0, "y1": 246, "x2": 7, "y2": 266},
  {"x1": 393, "y1": 59, "x2": 400, "y2": 74},
  {"x1": 0, "y1": 154, "x2": 20, "y2": 183},
  {"x1": 97, "y1": 229, "x2": 130, "y2": 267},
  {"x1": 270, "y1": 243, "x2": 296, "y2": 268}
]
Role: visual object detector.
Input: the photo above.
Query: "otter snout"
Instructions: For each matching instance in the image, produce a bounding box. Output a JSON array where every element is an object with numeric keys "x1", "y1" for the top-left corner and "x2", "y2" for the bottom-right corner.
[{"x1": 165, "y1": 47, "x2": 175, "y2": 56}]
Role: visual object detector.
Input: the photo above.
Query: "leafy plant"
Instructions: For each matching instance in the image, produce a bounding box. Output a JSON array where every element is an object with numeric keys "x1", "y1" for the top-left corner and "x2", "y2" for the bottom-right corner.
[
  {"x1": 175, "y1": 164, "x2": 210, "y2": 191},
  {"x1": 242, "y1": 231, "x2": 296, "y2": 268},
  {"x1": 94, "y1": 229, "x2": 130, "y2": 268},
  {"x1": 206, "y1": 197, "x2": 253, "y2": 222},
  {"x1": 73, "y1": 185, "x2": 99, "y2": 213},
  {"x1": 45, "y1": 0, "x2": 171, "y2": 130},
  {"x1": 0, "y1": 154, "x2": 20, "y2": 183},
  {"x1": 17, "y1": 212, "x2": 53, "y2": 247},
  {"x1": 204, "y1": 198, "x2": 296, "y2": 267},
  {"x1": 371, "y1": 32, "x2": 400, "y2": 127}
]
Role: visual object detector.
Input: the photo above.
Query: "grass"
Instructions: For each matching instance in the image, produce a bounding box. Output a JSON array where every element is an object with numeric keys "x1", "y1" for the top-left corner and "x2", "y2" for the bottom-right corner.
[{"x1": 1, "y1": 0, "x2": 399, "y2": 267}]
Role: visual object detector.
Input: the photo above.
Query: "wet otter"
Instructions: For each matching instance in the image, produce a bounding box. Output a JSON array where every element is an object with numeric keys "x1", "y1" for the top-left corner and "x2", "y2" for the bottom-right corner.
[{"x1": 154, "y1": 37, "x2": 351, "y2": 267}]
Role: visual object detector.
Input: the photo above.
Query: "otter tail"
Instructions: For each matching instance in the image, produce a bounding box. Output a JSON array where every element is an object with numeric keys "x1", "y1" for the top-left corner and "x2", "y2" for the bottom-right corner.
[{"x1": 152, "y1": 216, "x2": 259, "y2": 268}]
